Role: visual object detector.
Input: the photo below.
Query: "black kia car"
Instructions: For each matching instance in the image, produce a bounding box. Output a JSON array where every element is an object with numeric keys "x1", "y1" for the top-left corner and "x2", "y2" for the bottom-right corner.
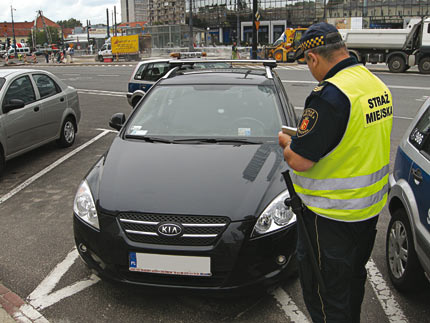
[{"x1": 73, "y1": 60, "x2": 299, "y2": 293}]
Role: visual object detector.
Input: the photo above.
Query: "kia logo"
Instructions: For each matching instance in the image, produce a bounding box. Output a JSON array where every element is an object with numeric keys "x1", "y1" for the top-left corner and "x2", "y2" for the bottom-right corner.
[{"x1": 157, "y1": 223, "x2": 183, "y2": 237}]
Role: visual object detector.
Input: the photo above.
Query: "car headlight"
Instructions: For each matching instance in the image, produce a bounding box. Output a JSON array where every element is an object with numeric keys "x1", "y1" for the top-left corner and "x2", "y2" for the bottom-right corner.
[
  {"x1": 73, "y1": 180, "x2": 99, "y2": 230},
  {"x1": 251, "y1": 190, "x2": 296, "y2": 237}
]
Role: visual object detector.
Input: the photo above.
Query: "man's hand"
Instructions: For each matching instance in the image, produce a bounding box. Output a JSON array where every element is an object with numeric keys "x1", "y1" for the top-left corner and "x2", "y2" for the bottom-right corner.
[{"x1": 278, "y1": 132, "x2": 315, "y2": 172}]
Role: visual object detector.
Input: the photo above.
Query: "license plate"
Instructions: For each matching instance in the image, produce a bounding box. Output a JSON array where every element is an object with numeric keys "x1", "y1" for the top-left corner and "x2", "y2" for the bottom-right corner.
[{"x1": 129, "y1": 252, "x2": 211, "y2": 277}]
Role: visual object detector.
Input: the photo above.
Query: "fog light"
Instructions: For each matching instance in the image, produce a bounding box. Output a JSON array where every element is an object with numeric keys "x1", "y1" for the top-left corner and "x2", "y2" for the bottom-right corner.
[
  {"x1": 276, "y1": 255, "x2": 287, "y2": 265},
  {"x1": 78, "y1": 243, "x2": 87, "y2": 253}
]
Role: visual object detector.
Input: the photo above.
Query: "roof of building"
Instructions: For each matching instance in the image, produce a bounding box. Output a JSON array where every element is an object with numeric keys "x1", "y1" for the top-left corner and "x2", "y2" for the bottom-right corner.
[{"x1": 0, "y1": 14, "x2": 60, "y2": 38}]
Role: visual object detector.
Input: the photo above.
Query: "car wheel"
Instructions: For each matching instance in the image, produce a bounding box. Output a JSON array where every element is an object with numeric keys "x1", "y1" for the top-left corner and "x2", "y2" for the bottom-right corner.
[
  {"x1": 0, "y1": 147, "x2": 5, "y2": 178},
  {"x1": 132, "y1": 96, "x2": 142, "y2": 108},
  {"x1": 418, "y1": 57, "x2": 430, "y2": 74},
  {"x1": 388, "y1": 55, "x2": 406, "y2": 73},
  {"x1": 56, "y1": 117, "x2": 76, "y2": 148},
  {"x1": 386, "y1": 208, "x2": 427, "y2": 292}
]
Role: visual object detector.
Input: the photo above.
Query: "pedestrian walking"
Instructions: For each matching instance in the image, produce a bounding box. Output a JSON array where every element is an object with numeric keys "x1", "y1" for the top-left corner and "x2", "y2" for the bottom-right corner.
[
  {"x1": 44, "y1": 51, "x2": 49, "y2": 63},
  {"x1": 278, "y1": 22, "x2": 393, "y2": 323},
  {"x1": 231, "y1": 41, "x2": 239, "y2": 59}
]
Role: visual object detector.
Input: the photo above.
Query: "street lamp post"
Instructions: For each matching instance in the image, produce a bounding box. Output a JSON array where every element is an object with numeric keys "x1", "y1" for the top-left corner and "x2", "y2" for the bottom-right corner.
[{"x1": 11, "y1": 6, "x2": 16, "y2": 56}]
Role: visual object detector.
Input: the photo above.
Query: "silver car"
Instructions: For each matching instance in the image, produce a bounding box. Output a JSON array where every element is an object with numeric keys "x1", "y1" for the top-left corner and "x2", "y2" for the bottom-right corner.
[
  {"x1": 387, "y1": 97, "x2": 430, "y2": 291},
  {"x1": 0, "y1": 69, "x2": 81, "y2": 176}
]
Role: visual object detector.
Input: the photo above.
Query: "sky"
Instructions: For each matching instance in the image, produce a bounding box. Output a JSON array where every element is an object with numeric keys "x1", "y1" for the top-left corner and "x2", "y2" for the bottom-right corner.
[{"x1": 0, "y1": 0, "x2": 121, "y2": 26}]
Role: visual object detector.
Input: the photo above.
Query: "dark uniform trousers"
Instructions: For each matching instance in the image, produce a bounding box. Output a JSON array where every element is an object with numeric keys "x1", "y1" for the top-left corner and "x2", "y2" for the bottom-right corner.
[{"x1": 297, "y1": 208, "x2": 378, "y2": 323}]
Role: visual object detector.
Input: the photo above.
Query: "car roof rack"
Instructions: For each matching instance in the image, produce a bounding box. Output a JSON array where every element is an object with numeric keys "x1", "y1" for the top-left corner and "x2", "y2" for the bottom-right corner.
[{"x1": 163, "y1": 59, "x2": 277, "y2": 80}]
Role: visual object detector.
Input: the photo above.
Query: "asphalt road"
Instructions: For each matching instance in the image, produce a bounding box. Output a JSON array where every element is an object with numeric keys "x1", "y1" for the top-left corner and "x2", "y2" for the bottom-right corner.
[{"x1": 0, "y1": 62, "x2": 429, "y2": 323}]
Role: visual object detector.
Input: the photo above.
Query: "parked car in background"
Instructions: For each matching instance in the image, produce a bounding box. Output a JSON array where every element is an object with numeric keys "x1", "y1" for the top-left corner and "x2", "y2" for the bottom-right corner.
[
  {"x1": 0, "y1": 69, "x2": 81, "y2": 176},
  {"x1": 127, "y1": 59, "x2": 231, "y2": 108},
  {"x1": 74, "y1": 60, "x2": 299, "y2": 294},
  {"x1": 386, "y1": 97, "x2": 430, "y2": 291}
]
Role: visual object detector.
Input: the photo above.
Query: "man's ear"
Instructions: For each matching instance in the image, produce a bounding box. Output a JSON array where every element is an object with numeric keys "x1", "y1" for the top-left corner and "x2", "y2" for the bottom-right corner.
[{"x1": 307, "y1": 52, "x2": 318, "y2": 66}]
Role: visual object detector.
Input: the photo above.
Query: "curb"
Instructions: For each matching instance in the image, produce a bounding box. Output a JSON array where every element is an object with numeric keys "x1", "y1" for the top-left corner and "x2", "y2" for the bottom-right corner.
[{"x1": 0, "y1": 283, "x2": 49, "y2": 323}]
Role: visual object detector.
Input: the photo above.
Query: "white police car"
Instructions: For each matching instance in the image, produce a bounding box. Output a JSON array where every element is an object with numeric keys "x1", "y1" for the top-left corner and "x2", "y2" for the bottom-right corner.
[
  {"x1": 127, "y1": 59, "x2": 231, "y2": 108},
  {"x1": 387, "y1": 97, "x2": 430, "y2": 291}
]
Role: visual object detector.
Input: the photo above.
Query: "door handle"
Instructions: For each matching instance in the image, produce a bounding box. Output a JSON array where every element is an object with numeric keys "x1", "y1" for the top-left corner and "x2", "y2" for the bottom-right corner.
[
  {"x1": 60, "y1": 97, "x2": 65, "y2": 102},
  {"x1": 34, "y1": 106, "x2": 40, "y2": 112},
  {"x1": 411, "y1": 167, "x2": 423, "y2": 184}
]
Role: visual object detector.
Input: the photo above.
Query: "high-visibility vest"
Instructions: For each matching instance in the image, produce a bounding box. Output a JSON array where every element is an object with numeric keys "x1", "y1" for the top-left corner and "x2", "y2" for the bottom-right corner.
[{"x1": 292, "y1": 65, "x2": 393, "y2": 222}]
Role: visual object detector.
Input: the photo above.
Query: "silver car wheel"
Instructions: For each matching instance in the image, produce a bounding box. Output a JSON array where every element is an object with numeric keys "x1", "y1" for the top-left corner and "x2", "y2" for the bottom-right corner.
[
  {"x1": 64, "y1": 121, "x2": 75, "y2": 143},
  {"x1": 388, "y1": 220, "x2": 408, "y2": 279}
]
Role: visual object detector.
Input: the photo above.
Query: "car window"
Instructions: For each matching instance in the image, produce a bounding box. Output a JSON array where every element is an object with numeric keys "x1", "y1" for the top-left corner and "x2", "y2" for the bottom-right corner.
[
  {"x1": 33, "y1": 74, "x2": 61, "y2": 99},
  {"x1": 3, "y1": 75, "x2": 36, "y2": 107},
  {"x1": 409, "y1": 106, "x2": 430, "y2": 159},
  {"x1": 0, "y1": 77, "x2": 5, "y2": 91},
  {"x1": 126, "y1": 84, "x2": 283, "y2": 138},
  {"x1": 142, "y1": 63, "x2": 170, "y2": 82},
  {"x1": 134, "y1": 64, "x2": 147, "y2": 80}
]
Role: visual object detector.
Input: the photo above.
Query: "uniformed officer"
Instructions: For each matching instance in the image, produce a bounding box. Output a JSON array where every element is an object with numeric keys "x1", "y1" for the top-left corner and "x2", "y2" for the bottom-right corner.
[{"x1": 278, "y1": 22, "x2": 393, "y2": 323}]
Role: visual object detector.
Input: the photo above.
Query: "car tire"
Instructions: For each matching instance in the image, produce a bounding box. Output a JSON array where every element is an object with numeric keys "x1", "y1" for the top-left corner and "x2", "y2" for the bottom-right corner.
[
  {"x1": 388, "y1": 55, "x2": 407, "y2": 73},
  {"x1": 0, "y1": 147, "x2": 5, "y2": 178},
  {"x1": 132, "y1": 96, "x2": 142, "y2": 108},
  {"x1": 273, "y1": 49, "x2": 284, "y2": 62},
  {"x1": 56, "y1": 117, "x2": 76, "y2": 148},
  {"x1": 386, "y1": 208, "x2": 427, "y2": 292}
]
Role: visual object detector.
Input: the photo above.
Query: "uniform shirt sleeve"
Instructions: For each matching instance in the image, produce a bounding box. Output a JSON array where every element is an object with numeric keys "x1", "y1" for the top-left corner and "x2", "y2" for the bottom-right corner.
[{"x1": 290, "y1": 84, "x2": 350, "y2": 162}]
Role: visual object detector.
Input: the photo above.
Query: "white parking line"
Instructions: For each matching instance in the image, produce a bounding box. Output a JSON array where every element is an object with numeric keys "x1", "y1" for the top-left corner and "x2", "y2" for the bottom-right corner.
[
  {"x1": 0, "y1": 130, "x2": 111, "y2": 206},
  {"x1": 97, "y1": 74, "x2": 120, "y2": 77},
  {"x1": 366, "y1": 258, "x2": 408, "y2": 323},
  {"x1": 272, "y1": 288, "x2": 310, "y2": 322},
  {"x1": 27, "y1": 248, "x2": 100, "y2": 311}
]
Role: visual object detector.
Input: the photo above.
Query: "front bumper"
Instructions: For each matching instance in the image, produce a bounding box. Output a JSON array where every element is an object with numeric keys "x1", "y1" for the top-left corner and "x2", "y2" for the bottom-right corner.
[{"x1": 73, "y1": 212, "x2": 297, "y2": 294}]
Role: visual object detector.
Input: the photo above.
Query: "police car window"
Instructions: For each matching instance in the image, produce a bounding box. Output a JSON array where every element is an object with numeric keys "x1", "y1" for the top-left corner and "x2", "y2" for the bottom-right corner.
[
  {"x1": 134, "y1": 64, "x2": 147, "y2": 80},
  {"x1": 33, "y1": 74, "x2": 61, "y2": 99},
  {"x1": 142, "y1": 63, "x2": 170, "y2": 82},
  {"x1": 3, "y1": 75, "x2": 36, "y2": 107},
  {"x1": 409, "y1": 106, "x2": 430, "y2": 157},
  {"x1": 0, "y1": 78, "x2": 5, "y2": 91}
]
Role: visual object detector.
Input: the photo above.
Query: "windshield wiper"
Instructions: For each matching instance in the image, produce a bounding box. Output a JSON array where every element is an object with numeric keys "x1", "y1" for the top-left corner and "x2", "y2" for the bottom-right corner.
[
  {"x1": 172, "y1": 138, "x2": 262, "y2": 144},
  {"x1": 125, "y1": 135, "x2": 173, "y2": 143}
]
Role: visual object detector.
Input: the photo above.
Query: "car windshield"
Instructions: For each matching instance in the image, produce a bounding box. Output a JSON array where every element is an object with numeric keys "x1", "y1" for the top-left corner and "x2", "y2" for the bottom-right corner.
[
  {"x1": 126, "y1": 83, "x2": 283, "y2": 140},
  {"x1": 0, "y1": 78, "x2": 5, "y2": 91}
]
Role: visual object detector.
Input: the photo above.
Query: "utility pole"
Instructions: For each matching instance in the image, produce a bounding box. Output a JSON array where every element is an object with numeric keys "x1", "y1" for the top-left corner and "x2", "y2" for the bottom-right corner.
[
  {"x1": 236, "y1": 0, "x2": 240, "y2": 43},
  {"x1": 252, "y1": 0, "x2": 257, "y2": 59},
  {"x1": 11, "y1": 6, "x2": 16, "y2": 56},
  {"x1": 106, "y1": 8, "x2": 110, "y2": 38},
  {"x1": 189, "y1": 0, "x2": 194, "y2": 51},
  {"x1": 114, "y1": 6, "x2": 117, "y2": 36}
]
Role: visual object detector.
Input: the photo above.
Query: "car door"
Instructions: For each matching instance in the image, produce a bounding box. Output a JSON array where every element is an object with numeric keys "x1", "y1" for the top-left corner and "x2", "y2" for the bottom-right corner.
[
  {"x1": 1, "y1": 75, "x2": 43, "y2": 156},
  {"x1": 407, "y1": 105, "x2": 430, "y2": 258},
  {"x1": 32, "y1": 73, "x2": 66, "y2": 141}
]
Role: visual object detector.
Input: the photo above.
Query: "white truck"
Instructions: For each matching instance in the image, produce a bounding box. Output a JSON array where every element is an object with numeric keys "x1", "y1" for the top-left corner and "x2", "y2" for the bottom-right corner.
[{"x1": 339, "y1": 17, "x2": 430, "y2": 74}]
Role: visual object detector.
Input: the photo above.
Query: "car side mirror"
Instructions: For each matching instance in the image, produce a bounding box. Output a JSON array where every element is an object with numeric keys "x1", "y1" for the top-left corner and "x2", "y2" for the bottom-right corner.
[
  {"x1": 3, "y1": 99, "x2": 25, "y2": 113},
  {"x1": 109, "y1": 113, "x2": 126, "y2": 131}
]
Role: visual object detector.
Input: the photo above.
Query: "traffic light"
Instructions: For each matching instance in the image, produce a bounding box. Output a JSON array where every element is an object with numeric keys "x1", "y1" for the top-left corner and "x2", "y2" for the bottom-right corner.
[{"x1": 6, "y1": 38, "x2": 10, "y2": 47}]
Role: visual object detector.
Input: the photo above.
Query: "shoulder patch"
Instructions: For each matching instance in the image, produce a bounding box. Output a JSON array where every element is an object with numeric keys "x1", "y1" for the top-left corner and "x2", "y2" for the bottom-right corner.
[{"x1": 297, "y1": 108, "x2": 318, "y2": 137}]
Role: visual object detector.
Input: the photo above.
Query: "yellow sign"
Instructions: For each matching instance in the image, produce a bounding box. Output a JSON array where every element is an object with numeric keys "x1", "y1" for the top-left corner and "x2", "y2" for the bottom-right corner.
[{"x1": 111, "y1": 34, "x2": 139, "y2": 54}]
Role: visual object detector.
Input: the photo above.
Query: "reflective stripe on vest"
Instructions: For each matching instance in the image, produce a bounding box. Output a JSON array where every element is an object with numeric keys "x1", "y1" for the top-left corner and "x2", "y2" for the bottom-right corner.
[{"x1": 293, "y1": 65, "x2": 393, "y2": 222}]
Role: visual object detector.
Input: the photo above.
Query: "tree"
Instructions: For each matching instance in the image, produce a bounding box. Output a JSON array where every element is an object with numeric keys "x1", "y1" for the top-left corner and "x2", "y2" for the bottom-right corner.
[
  {"x1": 57, "y1": 18, "x2": 82, "y2": 29},
  {"x1": 28, "y1": 26, "x2": 61, "y2": 47}
]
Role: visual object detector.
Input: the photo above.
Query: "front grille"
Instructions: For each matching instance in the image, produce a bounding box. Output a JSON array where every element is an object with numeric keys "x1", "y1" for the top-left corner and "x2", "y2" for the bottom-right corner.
[{"x1": 118, "y1": 212, "x2": 230, "y2": 246}]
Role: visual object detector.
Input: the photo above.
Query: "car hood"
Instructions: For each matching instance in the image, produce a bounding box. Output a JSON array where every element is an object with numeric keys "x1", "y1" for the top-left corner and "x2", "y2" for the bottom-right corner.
[{"x1": 97, "y1": 137, "x2": 287, "y2": 221}]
